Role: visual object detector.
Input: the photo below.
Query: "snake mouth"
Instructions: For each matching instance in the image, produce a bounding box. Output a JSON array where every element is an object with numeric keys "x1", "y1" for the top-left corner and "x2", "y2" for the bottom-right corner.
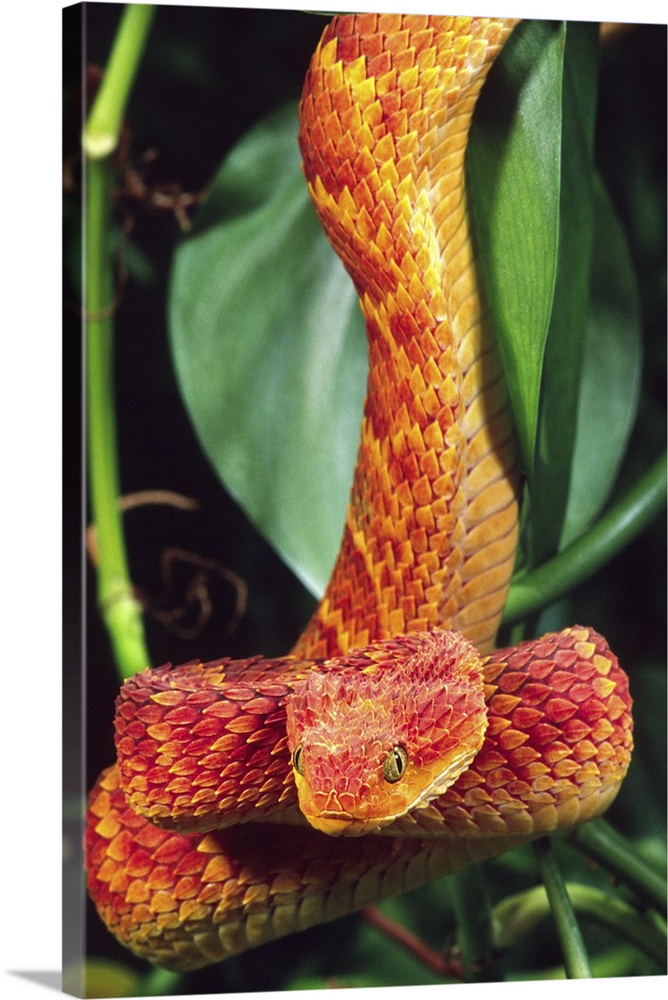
[{"x1": 306, "y1": 810, "x2": 391, "y2": 837}]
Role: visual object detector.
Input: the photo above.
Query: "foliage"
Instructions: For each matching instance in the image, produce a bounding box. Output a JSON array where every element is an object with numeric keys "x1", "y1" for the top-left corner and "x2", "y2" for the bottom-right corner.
[{"x1": 66, "y1": 5, "x2": 666, "y2": 996}]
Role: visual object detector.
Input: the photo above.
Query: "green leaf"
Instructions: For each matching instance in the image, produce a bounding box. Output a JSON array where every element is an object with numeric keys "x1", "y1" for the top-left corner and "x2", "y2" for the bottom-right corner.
[
  {"x1": 169, "y1": 103, "x2": 366, "y2": 597},
  {"x1": 559, "y1": 175, "x2": 642, "y2": 549},
  {"x1": 467, "y1": 19, "x2": 565, "y2": 481},
  {"x1": 528, "y1": 22, "x2": 600, "y2": 565}
]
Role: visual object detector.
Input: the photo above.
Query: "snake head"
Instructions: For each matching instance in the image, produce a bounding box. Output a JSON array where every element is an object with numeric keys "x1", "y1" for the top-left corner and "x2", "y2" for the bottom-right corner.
[{"x1": 286, "y1": 630, "x2": 488, "y2": 836}]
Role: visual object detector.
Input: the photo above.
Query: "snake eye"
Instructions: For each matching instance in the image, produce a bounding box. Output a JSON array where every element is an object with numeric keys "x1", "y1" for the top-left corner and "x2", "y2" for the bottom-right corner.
[
  {"x1": 383, "y1": 745, "x2": 408, "y2": 783},
  {"x1": 292, "y1": 745, "x2": 305, "y2": 776}
]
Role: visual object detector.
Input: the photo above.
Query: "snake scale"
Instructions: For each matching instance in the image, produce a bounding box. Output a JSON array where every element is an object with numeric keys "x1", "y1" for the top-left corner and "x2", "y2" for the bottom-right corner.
[{"x1": 85, "y1": 14, "x2": 633, "y2": 971}]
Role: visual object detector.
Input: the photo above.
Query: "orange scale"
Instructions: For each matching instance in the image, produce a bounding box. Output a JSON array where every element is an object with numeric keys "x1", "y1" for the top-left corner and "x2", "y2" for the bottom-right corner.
[
  {"x1": 145, "y1": 722, "x2": 175, "y2": 744},
  {"x1": 470, "y1": 805, "x2": 508, "y2": 835},
  {"x1": 530, "y1": 722, "x2": 562, "y2": 748},
  {"x1": 151, "y1": 689, "x2": 186, "y2": 707},
  {"x1": 577, "y1": 759, "x2": 603, "y2": 781},
  {"x1": 484, "y1": 766, "x2": 515, "y2": 789},
  {"x1": 571, "y1": 739, "x2": 599, "y2": 763},
  {"x1": 201, "y1": 853, "x2": 234, "y2": 884},
  {"x1": 132, "y1": 821, "x2": 170, "y2": 851},
  {"x1": 149, "y1": 890, "x2": 178, "y2": 915},
  {"x1": 129, "y1": 902, "x2": 153, "y2": 927},
  {"x1": 242, "y1": 882, "x2": 271, "y2": 907},
  {"x1": 106, "y1": 863, "x2": 129, "y2": 894},
  {"x1": 122, "y1": 720, "x2": 149, "y2": 741},
  {"x1": 569, "y1": 681, "x2": 596, "y2": 703},
  {"x1": 531, "y1": 640, "x2": 558, "y2": 660},
  {"x1": 592, "y1": 652, "x2": 614, "y2": 675},
  {"x1": 542, "y1": 697, "x2": 578, "y2": 724},
  {"x1": 178, "y1": 899, "x2": 211, "y2": 924},
  {"x1": 238, "y1": 786, "x2": 262, "y2": 806},
  {"x1": 591, "y1": 715, "x2": 616, "y2": 741},
  {"x1": 462, "y1": 784, "x2": 493, "y2": 806},
  {"x1": 145, "y1": 863, "x2": 177, "y2": 892},
  {"x1": 145, "y1": 766, "x2": 173, "y2": 787},
  {"x1": 505, "y1": 779, "x2": 533, "y2": 799},
  {"x1": 197, "y1": 752, "x2": 228, "y2": 771},
  {"x1": 471, "y1": 749, "x2": 506, "y2": 773},
  {"x1": 203, "y1": 701, "x2": 245, "y2": 721},
  {"x1": 95, "y1": 857, "x2": 120, "y2": 884},
  {"x1": 545, "y1": 670, "x2": 577, "y2": 694},
  {"x1": 488, "y1": 786, "x2": 515, "y2": 805},
  {"x1": 134, "y1": 703, "x2": 165, "y2": 724},
  {"x1": 531, "y1": 774, "x2": 555, "y2": 793},
  {"x1": 190, "y1": 716, "x2": 225, "y2": 738},
  {"x1": 484, "y1": 714, "x2": 512, "y2": 737},
  {"x1": 592, "y1": 676, "x2": 617, "y2": 700},
  {"x1": 271, "y1": 870, "x2": 310, "y2": 895},
  {"x1": 505, "y1": 743, "x2": 539, "y2": 766},
  {"x1": 106, "y1": 829, "x2": 135, "y2": 863},
  {"x1": 240, "y1": 768, "x2": 269, "y2": 789},
  {"x1": 488, "y1": 692, "x2": 522, "y2": 717},
  {"x1": 152, "y1": 835, "x2": 194, "y2": 867},
  {"x1": 94, "y1": 811, "x2": 122, "y2": 841},
  {"x1": 561, "y1": 717, "x2": 592, "y2": 743},
  {"x1": 607, "y1": 693, "x2": 631, "y2": 722},
  {"x1": 578, "y1": 697, "x2": 608, "y2": 724},
  {"x1": 167, "y1": 757, "x2": 197, "y2": 777},
  {"x1": 542, "y1": 743, "x2": 574, "y2": 765},
  {"x1": 552, "y1": 758, "x2": 581, "y2": 778},
  {"x1": 171, "y1": 875, "x2": 201, "y2": 902},
  {"x1": 210, "y1": 734, "x2": 243, "y2": 755},
  {"x1": 520, "y1": 760, "x2": 551, "y2": 780},
  {"x1": 554, "y1": 780, "x2": 580, "y2": 800},
  {"x1": 162, "y1": 704, "x2": 201, "y2": 726},
  {"x1": 518, "y1": 682, "x2": 552, "y2": 707},
  {"x1": 186, "y1": 687, "x2": 222, "y2": 707},
  {"x1": 114, "y1": 735, "x2": 137, "y2": 760},
  {"x1": 190, "y1": 777, "x2": 218, "y2": 796},
  {"x1": 553, "y1": 647, "x2": 579, "y2": 668},
  {"x1": 125, "y1": 879, "x2": 150, "y2": 904},
  {"x1": 497, "y1": 671, "x2": 528, "y2": 694}
]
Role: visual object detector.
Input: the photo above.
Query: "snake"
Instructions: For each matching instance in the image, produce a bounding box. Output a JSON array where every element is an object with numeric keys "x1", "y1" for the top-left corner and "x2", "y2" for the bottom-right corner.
[{"x1": 85, "y1": 13, "x2": 634, "y2": 972}]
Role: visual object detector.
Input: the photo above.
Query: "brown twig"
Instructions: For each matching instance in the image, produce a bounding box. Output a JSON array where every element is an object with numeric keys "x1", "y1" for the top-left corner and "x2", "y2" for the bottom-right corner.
[
  {"x1": 86, "y1": 490, "x2": 248, "y2": 639},
  {"x1": 362, "y1": 906, "x2": 465, "y2": 981}
]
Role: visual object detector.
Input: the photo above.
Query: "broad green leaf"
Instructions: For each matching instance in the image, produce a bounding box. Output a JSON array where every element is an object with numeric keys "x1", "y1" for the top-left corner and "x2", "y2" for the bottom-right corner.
[
  {"x1": 169, "y1": 103, "x2": 366, "y2": 597},
  {"x1": 560, "y1": 174, "x2": 642, "y2": 549},
  {"x1": 527, "y1": 21, "x2": 600, "y2": 565},
  {"x1": 467, "y1": 19, "x2": 565, "y2": 481}
]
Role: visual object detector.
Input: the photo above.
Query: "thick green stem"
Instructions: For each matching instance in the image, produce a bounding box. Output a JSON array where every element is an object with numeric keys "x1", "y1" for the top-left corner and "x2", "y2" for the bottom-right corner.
[
  {"x1": 84, "y1": 4, "x2": 155, "y2": 679},
  {"x1": 492, "y1": 882, "x2": 666, "y2": 969},
  {"x1": 448, "y1": 867, "x2": 495, "y2": 981},
  {"x1": 85, "y1": 156, "x2": 149, "y2": 679},
  {"x1": 533, "y1": 839, "x2": 593, "y2": 978},
  {"x1": 503, "y1": 451, "x2": 667, "y2": 625},
  {"x1": 84, "y1": 4, "x2": 156, "y2": 159},
  {"x1": 569, "y1": 818, "x2": 667, "y2": 913}
]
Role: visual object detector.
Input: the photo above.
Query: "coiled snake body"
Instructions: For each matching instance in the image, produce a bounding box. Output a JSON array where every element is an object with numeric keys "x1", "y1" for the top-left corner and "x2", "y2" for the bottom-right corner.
[{"x1": 86, "y1": 14, "x2": 633, "y2": 971}]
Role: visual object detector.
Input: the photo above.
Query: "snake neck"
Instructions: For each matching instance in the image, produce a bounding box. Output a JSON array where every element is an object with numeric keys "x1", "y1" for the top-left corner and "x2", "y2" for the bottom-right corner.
[{"x1": 294, "y1": 14, "x2": 521, "y2": 659}]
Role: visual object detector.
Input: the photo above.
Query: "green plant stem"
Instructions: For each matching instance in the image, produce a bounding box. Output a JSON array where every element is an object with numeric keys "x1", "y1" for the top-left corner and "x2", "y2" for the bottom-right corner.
[
  {"x1": 533, "y1": 839, "x2": 593, "y2": 978},
  {"x1": 503, "y1": 451, "x2": 667, "y2": 625},
  {"x1": 84, "y1": 3, "x2": 156, "y2": 159},
  {"x1": 86, "y1": 157, "x2": 149, "y2": 680},
  {"x1": 569, "y1": 818, "x2": 667, "y2": 913},
  {"x1": 85, "y1": 3, "x2": 155, "y2": 679},
  {"x1": 448, "y1": 867, "x2": 495, "y2": 981},
  {"x1": 492, "y1": 882, "x2": 666, "y2": 969}
]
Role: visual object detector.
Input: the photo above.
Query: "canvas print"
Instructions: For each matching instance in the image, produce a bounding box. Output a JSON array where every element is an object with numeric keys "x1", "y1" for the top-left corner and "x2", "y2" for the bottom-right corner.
[{"x1": 64, "y1": 4, "x2": 666, "y2": 997}]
